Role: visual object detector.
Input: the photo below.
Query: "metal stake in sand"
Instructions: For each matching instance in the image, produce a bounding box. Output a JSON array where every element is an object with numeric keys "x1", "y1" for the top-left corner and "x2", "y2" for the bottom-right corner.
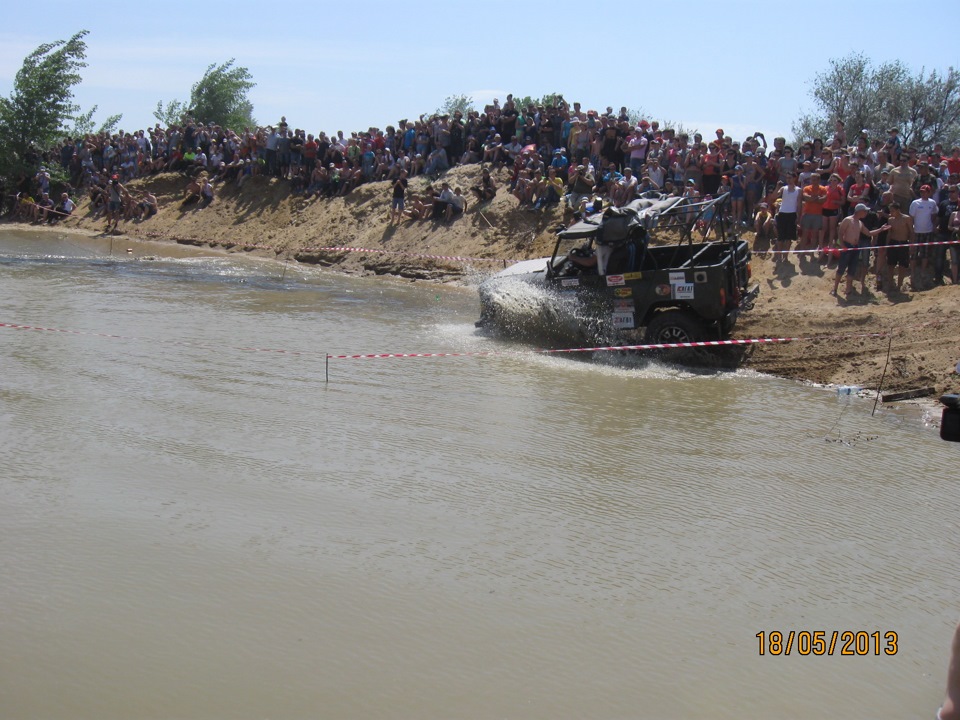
[
  {"x1": 325, "y1": 353, "x2": 330, "y2": 383},
  {"x1": 872, "y1": 331, "x2": 895, "y2": 417}
]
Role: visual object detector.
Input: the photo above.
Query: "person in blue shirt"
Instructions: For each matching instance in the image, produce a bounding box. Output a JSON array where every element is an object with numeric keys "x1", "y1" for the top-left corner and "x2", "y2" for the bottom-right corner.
[{"x1": 551, "y1": 148, "x2": 569, "y2": 175}]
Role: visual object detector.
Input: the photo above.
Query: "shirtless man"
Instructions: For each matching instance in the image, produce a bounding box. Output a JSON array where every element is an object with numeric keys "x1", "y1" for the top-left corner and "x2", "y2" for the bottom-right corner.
[
  {"x1": 832, "y1": 204, "x2": 887, "y2": 296},
  {"x1": 884, "y1": 202, "x2": 915, "y2": 292}
]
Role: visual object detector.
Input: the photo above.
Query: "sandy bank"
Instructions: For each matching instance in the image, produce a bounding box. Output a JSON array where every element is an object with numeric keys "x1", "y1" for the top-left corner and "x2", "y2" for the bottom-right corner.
[{"x1": 5, "y1": 165, "x2": 959, "y2": 399}]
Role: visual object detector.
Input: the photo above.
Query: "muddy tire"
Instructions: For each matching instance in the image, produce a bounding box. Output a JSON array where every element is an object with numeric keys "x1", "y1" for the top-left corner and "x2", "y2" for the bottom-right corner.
[{"x1": 643, "y1": 310, "x2": 706, "y2": 363}]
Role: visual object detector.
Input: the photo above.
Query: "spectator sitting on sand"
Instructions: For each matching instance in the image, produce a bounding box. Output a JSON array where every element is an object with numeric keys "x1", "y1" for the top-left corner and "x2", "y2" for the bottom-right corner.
[
  {"x1": 471, "y1": 168, "x2": 497, "y2": 202},
  {"x1": 36, "y1": 193, "x2": 55, "y2": 222},
  {"x1": 52, "y1": 192, "x2": 75, "y2": 223},
  {"x1": 753, "y1": 202, "x2": 775, "y2": 244},
  {"x1": 405, "y1": 192, "x2": 432, "y2": 221},
  {"x1": 440, "y1": 184, "x2": 467, "y2": 222},
  {"x1": 182, "y1": 173, "x2": 213, "y2": 207},
  {"x1": 533, "y1": 167, "x2": 564, "y2": 210},
  {"x1": 137, "y1": 191, "x2": 158, "y2": 219}
]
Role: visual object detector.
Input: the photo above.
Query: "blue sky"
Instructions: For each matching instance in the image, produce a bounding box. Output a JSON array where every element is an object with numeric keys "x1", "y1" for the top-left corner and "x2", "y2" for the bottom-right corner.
[{"x1": 1, "y1": 0, "x2": 958, "y2": 143}]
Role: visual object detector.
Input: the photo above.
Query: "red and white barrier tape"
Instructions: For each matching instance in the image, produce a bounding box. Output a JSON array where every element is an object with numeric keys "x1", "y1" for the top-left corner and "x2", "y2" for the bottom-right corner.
[
  {"x1": 136, "y1": 232, "x2": 513, "y2": 265},
  {"x1": 772, "y1": 238, "x2": 960, "y2": 254},
  {"x1": 304, "y1": 246, "x2": 508, "y2": 264}
]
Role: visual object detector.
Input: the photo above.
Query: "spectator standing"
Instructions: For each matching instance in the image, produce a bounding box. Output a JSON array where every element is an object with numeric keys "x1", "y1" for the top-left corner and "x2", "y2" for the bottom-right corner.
[
  {"x1": 799, "y1": 173, "x2": 827, "y2": 253},
  {"x1": 390, "y1": 170, "x2": 408, "y2": 224},
  {"x1": 910, "y1": 184, "x2": 939, "y2": 288},
  {"x1": 889, "y1": 154, "x2": 918, "y2": 211}
]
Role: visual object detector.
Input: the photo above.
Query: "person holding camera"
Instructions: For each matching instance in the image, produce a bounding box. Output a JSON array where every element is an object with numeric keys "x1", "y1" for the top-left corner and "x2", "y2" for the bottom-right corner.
[{"x1": 566, "y1": 163, "x2": 595, "y2": 212}]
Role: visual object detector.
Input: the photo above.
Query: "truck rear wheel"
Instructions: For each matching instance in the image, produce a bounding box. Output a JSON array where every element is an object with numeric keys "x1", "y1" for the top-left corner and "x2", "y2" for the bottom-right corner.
[
  {"x1": 644, "y1": 309, "x2": 703, "y2": 345},
  {"x1": 643, "y1": 310, "x2": 706, "y2": 364}
]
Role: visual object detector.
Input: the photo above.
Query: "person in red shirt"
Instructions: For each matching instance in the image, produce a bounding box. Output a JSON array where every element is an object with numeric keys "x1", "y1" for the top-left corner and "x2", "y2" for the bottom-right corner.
[
  {"x1": 302, "y1": 134, "x2": 319, "y2": 169},
  {"x1": 946, "y1": 147, "x2": 960, "y2": 177},
  {"x1": 821, "y1": 174, "x2": 845, "y2": 252},
  {"x1": 800, "y1": 173, "x2": 827, "y2": 253}
]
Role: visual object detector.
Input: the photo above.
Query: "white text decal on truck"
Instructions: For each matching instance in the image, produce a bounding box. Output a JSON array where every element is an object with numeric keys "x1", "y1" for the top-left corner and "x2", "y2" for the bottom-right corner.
[{"x1": 672, "y1": 283, "x2": 695, "y2": 300}]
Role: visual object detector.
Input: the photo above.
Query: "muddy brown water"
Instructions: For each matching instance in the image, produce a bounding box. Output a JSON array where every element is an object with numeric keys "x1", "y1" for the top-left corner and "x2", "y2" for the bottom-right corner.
[{"x1": 1, "y1": 229, "x2": 957, "y2": 719}]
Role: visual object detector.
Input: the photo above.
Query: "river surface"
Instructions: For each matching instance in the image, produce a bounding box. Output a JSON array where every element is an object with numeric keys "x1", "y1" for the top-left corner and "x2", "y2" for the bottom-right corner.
[{"x1": 1, "y1": 227, "x2": 957, "y2": 719}]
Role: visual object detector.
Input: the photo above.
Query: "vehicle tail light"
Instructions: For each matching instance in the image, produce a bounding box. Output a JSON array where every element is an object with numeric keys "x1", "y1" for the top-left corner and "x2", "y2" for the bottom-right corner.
[
  {"x1": 720, "y1": 287, "x2": 727, "y2": 307},
  {"x1": 747, "y1": 262, "x2": 752, "y2": 279}
]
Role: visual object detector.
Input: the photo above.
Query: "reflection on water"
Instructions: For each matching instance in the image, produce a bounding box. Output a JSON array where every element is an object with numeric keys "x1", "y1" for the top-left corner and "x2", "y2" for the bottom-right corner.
[{"x1": 0, "y1": 229, "x2": 957, "y2": 719}]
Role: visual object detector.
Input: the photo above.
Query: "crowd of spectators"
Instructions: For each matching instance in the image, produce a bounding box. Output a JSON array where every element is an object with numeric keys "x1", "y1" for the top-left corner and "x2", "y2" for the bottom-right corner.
[{"x1": 5, "y1": 93, "x2": 960, "y2": 293}]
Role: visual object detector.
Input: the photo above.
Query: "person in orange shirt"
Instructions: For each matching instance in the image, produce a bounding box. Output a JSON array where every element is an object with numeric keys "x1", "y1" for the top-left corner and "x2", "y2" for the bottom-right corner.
[{"x1": 799, "y1": 173, "x2": 827, "y2": 253}]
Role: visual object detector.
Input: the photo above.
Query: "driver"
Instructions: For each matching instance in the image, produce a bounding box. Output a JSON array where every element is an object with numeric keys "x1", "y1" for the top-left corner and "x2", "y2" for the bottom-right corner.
[{"x1": 568, "y1": 242, "x2": 597, "y2": 270}]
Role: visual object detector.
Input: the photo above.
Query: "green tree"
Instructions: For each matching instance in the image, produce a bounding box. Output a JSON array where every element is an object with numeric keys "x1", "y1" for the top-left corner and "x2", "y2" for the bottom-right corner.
[
  {"x1": 189, "y1": 59, "x2": 256, "y2": 129},
  {"x1": 435, "y1": 94, "x2": 475, "y2": 117},
  {"x1": 69, "y1": 105, "x2": 123, "y2": 137},
  {"x1": 792, "y1": 53, "x2": 960, "y2": 149},
  {"x1": 514, "y1": 92, "x2": 564, "y2": 110},
  {"x1": 157, "y1": 59, "x2": 256, "y2": 130},
  {"x1": 153, "y1": 99, "x2": 187, "y2": 127},
  {"x1": 0, "y1": 30, "x2": 89, "y2": 177}
]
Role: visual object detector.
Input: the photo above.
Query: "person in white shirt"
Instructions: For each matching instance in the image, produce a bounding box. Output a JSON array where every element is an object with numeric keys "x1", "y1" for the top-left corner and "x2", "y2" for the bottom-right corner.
[
  {"x1": 909, "y1": 184, "x2": 939, "y2": 288},
  {"x1": 774, "y1": 174, "x2": 801, "y2": 261}
]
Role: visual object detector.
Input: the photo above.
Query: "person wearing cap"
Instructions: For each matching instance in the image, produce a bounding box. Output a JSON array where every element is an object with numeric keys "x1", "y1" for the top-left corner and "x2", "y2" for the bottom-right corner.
[
  {"x1": 551, "y1": 148, "x2": 569, "y2": 176},
  {"x1": 833, "y1": 203, "x2": 888, "y2": 296},
  {"x1": 910, "y1": 183, "x2": 939, "y2": 288}
]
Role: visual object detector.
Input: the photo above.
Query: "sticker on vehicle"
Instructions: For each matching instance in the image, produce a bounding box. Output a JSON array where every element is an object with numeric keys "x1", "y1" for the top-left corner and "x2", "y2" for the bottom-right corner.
[
  {"x1": 669, "y1": 271, "x2": 686, "y2": 284},
  {"x1": 611, "y1": 312, "x2": 636, "y2": 329},
  {"x1": 560, "y1": 278, "x2": 580, "y2": 287},
  {"x1": 655, "y1": 284, "x2": 671, "y2": 296},
  {"x1": 613, "y1": 299, "x2": 634, "y2": 311},
  {"x1": 606, "y1": 274, "x2": 625, "y2": 286},
  {"x1": 622, "y1": 271, "x2": 643, "y2": 281},
  {"x1": 672, "y1": 283, "x2": 695, "y2": 299},
  {"x1": 613, "y1": 287, "x2": 633, "y2": 298}
]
